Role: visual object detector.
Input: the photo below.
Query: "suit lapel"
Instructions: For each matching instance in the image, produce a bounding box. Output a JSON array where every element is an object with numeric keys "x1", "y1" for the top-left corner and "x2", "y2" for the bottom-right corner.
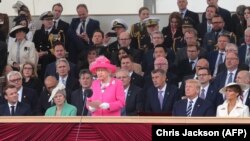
[
  {"x1": 245, "y1": 90, "x2": 250, "y2": 106},
  {"x1": 162, "y1": 85, "x2": 169, "y2": 110},
  {"x1": 192, "y1": 98, "x2": 202, "y2": 116},
  {"x1": 153, "y1": 88, "x2": 161, "y2": 110}
]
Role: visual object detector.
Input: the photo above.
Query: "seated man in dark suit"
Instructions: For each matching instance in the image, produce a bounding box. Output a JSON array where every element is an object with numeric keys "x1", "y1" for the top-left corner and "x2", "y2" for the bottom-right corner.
[
  {"x1": 0, "y1": 84, "x2": 31, "y2": 116},
  {"x1": 145, "y1": 69, "x2": 180, "y2": 115},
  {"x1": 177, "y1": 43, "x2": 200, "y2": 81},
  {"x1": 217, "y1": 43, "x2": 249, "y2": 74},
  {"x1": 6, "y1": 71, "x2": 38, "y2": 115},
  {"x1": 115, "y1": 69, "x2": 143, "y2": 116},
  {"x1": 44, "y1": 42, "x2": 78, "y2": 78},
  {"x1": 55, "y1": 58, "x2": 79, "y2": 103},
  {"x1": 71, "y1": 69, "x2": 93, "y2": 116},
  {"x1": 197, "y1": 67, "x2": 223, "y2": 110},
  {"x1": 36, "y1": 76, "x2": 58, "y2": 115},
  {"x1": 172, "y1": 79, "x2": 215, "y2": 116},
  {"x1": 120, "y1": 55, "x2": 144, "y2": 88}
]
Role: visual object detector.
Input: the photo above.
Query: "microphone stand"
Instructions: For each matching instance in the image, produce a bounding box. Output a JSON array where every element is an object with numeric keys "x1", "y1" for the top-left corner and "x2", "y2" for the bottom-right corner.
[{"x1": 75, "y1": 93, "x2": 87, "y2": 141}]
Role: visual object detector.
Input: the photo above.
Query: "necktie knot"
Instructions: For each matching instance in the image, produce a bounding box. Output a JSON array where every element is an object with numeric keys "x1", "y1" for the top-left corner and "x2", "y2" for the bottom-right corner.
[
  {"x1": 218, "y1": 52, "x2": 224, "y2": 65},
  {"x1": 62, "y1": 79, "x2": 66, "y2": 85},
  {"x1": 227, "y1": 72, "x2": 233, "y2": 84},
  {"x1": 80, "y1": 20, "x2": 86, "y2": 34},
  {"x1": 200, "y1": 88, "x2": 206, "y2": 99}
]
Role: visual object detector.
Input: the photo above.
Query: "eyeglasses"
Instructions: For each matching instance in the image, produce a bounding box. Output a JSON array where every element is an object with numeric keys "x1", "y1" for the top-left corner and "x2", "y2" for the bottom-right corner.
[{"x1": 9, "y1": 78, "x2": 21, "y2": 83}]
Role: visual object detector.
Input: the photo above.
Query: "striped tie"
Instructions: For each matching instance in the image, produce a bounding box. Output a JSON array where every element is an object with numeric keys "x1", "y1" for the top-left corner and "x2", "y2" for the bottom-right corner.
[{"x1": 186, "y1": 100, "x2": 193, "y2": 117}]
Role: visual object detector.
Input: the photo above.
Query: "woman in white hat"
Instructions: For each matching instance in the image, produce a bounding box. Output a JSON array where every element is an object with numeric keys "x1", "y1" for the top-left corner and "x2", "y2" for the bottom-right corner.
[
  {"x1": 45, "y1": 83, "x2": 77, "y2": 116},
  {"x1": 216, "y1": 82, "x2": 249, "y2": 117},
  {"x1": 7, "y1": 25, "x2": 37, "y2": 71},
  {"x1": 87, "y1": 56, "x2": 125, "y2": 116}
]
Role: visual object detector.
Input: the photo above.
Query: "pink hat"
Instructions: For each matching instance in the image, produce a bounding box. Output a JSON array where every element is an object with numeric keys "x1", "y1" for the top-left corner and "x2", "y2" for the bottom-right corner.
[{"x1": 89, "y1": 56, "x2": 116, "y2": 74}]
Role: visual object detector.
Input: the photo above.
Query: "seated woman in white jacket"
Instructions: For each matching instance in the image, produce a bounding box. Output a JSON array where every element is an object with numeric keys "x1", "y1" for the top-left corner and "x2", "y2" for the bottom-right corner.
[
  {"x1": 216, "y1": 82, "x2": 250, "y2": 117},
  {"x1": 7, "y1": 25, "x2": 37, "y2": 71}
]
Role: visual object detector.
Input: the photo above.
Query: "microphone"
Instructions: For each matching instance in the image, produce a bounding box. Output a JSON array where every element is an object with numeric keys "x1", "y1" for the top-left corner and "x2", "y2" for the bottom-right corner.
[
  {"x1": 76, "y1": 88, "x2": 93, "y2": 141},
  {"x1": 83, "y1": 89, "x2": 93, "y2": 98}
]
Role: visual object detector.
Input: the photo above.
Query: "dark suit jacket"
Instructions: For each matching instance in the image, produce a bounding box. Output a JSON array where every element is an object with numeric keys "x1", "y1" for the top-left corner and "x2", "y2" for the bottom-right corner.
[
  {"x1": 238, "y1": 45, "x2": 249, "y2": 65},
  {"x1": 131, "y1": 72, "x2": 144, "y2": 88},
  {"x1": 0, "y1": 41, "x2": 7, "y2": 75},
  {"x1": 207, "y1": 50, "x2": 226, "y2": 75},
  {"x1": 56, "y1": 75, "x2": 79, "y2": 103},
  {"x1": 44, "y1": 61, "x2": 78, "y2": 78},
  {"x1": 126, "y1": 85, "x2": 143, "y2": 116},
  {"x1": 245, "y1": 90, "x2": 250, "y2": 109},
  {"x1": 0, "y1": 13, "x2": 9, "y2": 40},
  {"x1": 56, "y1": 19, "x2": 70, "y2": 51},
  {"x1": 184, "y1": 10, "x2": 200, "y2": 29},
  {"x1": 57, "y1": 19, "x2": 69, "y2": 32},
  {"x1": 197, "y1": 21, "x2": 208, "y2": 40},
  {"x1": 204, "y1": 83, "x2": 224, "y2": 110},
  {"x1": 68, "y1": 18, "x2": 100, "y2": 63},
  {"x1": 0, "y1": 102, "x2": 31, "y2": 116},
  {"x1": 145, "y1": 84, "x2": 179, "y2": 115},
  {"x1": 177, "y1": 59, "x2": 196, "y2": 81},
  {"x1": 213, "y1": 70, "x2": 239, "y2": 91},
  {"x1": 71, "y1": 88, "x2": 88, "y2": 116},
  {"x1": 36, "y1": 89, "x2": 53, "y2": 115},
  {"x1": 172, "y1": 97, "x2": 215, "y2": 116},
  {"x1": 21, "y1": 87, "x2": 38, "y2": 115}
]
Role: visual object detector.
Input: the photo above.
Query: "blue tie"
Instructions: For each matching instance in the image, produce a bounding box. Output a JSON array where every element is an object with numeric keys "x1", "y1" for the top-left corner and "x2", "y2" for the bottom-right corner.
[
  {"x1": 200, "y1": 89, "x2": 206, "y2": 100},
  {"x1": 227, "y1": 72, "x2": 233, "y2": 84},
  {"x1": 186, "y1": 100, "x2": 193, "y2": 117},
  {"x1": 218, "y1": 53, "x2": 224, "y2": 65}
]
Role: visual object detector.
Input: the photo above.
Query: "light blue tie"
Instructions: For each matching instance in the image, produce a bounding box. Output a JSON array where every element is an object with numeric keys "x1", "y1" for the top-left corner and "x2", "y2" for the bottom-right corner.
[
  {"x1": 62, "y1": 79, "x2": 66, "y2": 86},
  {"x1": 158, "y1": 91, "x2": 164, "y2": 110},
  {"x1": 186, "y1": 100, "x2": 193, "y2": 117},
  {"x1": 200, "y1": 89, "x2": 206, "y2": 100}
]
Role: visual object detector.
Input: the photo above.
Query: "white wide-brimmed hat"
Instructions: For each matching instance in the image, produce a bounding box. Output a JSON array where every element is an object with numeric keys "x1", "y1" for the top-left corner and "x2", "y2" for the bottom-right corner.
[
  {"x1": 9, "y1": 25, "x2": 29, "y2": 38},
  {"x1": 219, "y1": 82, "x2": 249, "y2": 94}
]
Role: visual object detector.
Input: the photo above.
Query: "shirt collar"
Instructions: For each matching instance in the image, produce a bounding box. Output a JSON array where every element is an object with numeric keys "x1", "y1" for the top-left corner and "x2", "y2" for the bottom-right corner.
[
  {"x1": 158, "y1": 83, "x2": 167, "y2": 92},
  {"x1": 8, "y1": 102, "x2": 17, "y2": 107}
]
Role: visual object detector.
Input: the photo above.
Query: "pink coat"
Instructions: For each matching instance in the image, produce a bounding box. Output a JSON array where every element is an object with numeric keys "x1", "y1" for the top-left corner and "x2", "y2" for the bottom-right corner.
[{"x1": 87, "y1": 78, "x2": 125, "y2": 116}]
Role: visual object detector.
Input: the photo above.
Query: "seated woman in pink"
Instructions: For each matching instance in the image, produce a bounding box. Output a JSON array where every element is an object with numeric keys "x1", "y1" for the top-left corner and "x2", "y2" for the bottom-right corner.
[{"x1": 87, "y1": 56, "x2": 125, "y2": 116}]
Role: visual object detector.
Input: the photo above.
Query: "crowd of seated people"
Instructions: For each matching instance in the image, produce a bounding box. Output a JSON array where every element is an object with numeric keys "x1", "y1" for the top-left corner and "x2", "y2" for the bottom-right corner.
[{"x1": 0, "y1": 0, "x2": 249, "y2": 117}]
